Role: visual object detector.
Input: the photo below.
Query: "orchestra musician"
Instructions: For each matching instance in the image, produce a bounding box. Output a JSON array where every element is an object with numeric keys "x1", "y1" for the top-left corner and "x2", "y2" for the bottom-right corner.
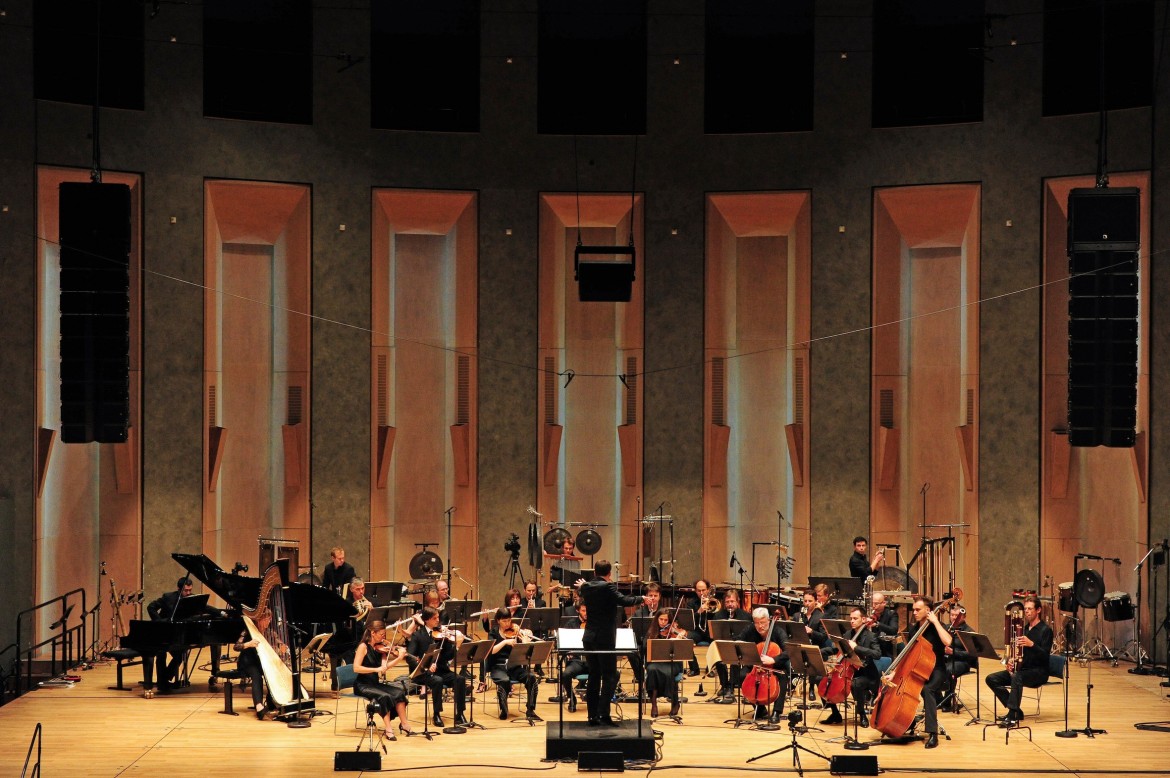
[
  {"x1": 680, "y1": 578, "x2": 716, "y2": 677},
  {"x1": 352, "y1": 620, "x2": 412, "y2": 739},
  {"x1": 549, "y1": 537, "x2": 581, "y2": 586},
  {"x1": 798, "y1": 590, "x2": 843, "y2": 724},
  {"x1": 146, "y1": 576, "x2": 220, "y2": 691},
  {"x1": 813, "y1": 582, "x2": 839, "y2": 620},
  {"x1": 476, "y1": 588, "x2": 523, "y2": 694},
  {"x1": 556, "y1": 602, "x2": 588, "y2": 712},
  {"x1": 523, "y1": 581, "x2": 546, "y2": 608},
  {"x1": 645, "y1": 609, "x2": 686, "y2": 718},
  {"x1": 849, "y1": 536, "x2": 885, "y2": 579},
  {"x1": 712, "y1": 589, "x2": 752, "y2": 701},
  {"x1": 940, "y1": 601, "x2": 974, "y2": 713},
  {"x1": 844, "y1": 606, "x2": 882, "y2": 728},
  {"x1": 407, "y1": 606, "x2": 468, "y2": 727},
  {"x1": 575, "y1": 560, "x2": 651, "y2": 726},
  {"x1": 322, "y1": 547, "x2": 356, "y2": 593},
  {"x1": 489, "y1": 608, "x2": 542, "y2": 721},
  {"x1": 868, "y1": 591, "x2": 900, "y2": 672},
  {"x1": 234, "y1": 611, "x2": 275, "y2": 719},
  {"x1": 905, "y1": 596, "x2": 952, "y2": 748},
  {"x1": 624, "y1": 582, "x2": 662, "y2": 689},
  {"x1": 735, "y1": 607, "x2": 790, "y2": 724},
  {"x1": 985, "y1": 596, "x2": 1052, "y2": 728}
]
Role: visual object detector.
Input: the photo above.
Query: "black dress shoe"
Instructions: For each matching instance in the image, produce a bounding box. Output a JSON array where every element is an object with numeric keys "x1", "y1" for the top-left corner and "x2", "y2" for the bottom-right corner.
[
  {"x1": 526, "y1": 710, "x2": 543, "y2": 722},
  {"x1": 685, "y1": 668, "x2": 700, "y2": 677},
  {"x1": 768, "y1": 711, "x2": 781, "y2": 725},
  {"x1": 455, "y1": 712, "x2": 469, "y2": 726},
  {"x1": 670, "y1": 701, "x2": 680, "y2": 717},
  {"x1": 860, "y1": 713, "x2": 870, "y2": 728},
  {"x1": 433, "y1": 713, "x2": 444, "y2": 727},
  {"x1": 824, "y1": 712, "x2": 844, "y2": 725},
  {"x1": 587, "y1": 717, "x2": 600, "y2": 726},
  {"x1": 549, "y1": 694, "x2": 564, "y2": 703},
  {"x1": 924, "y1": 733, "x2": 939, "y2": 749},
  {"x1": 600, "y1": 717, "x2": 620, "y2": 727}
]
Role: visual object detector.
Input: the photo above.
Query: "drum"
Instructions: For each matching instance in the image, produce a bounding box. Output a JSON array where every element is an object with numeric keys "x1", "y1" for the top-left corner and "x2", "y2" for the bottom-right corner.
[
  {"x1": 1102, "y1": 592, "x2": 1134, "y2": 622},
  {"x1": 771, "y1": 591, "x2": 802, "y2": 612},
  {"x1": 748, "y1": 587, "x2": 772, "y2": 605},
  {"x1": 1057, "y1": 582, "x2": 1076, "y2": 613},
  {"x1": 1012, "y1": 588, "x2": 1037, "y2": 600}
]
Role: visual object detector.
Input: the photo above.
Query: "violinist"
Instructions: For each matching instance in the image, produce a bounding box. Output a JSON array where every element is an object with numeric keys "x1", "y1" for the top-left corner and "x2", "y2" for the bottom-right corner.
[
  {"x1": 557, "y1": 602, "x2": 588, "y2": 712},
  {"x1": 712, "y1": 589, "x2": 752, "y2": 701},
  {"x1": 624, "y1": 582, "x2": 662, "y2": 689},
  {"x1": 680, "y1": 578, "x2": 715, "y2": 677},
  {"x1": 352, "y1": 620, "x2": 412, "y2": 739},
  {"x1": 735, "y1": 607, "x2": 790, "y2": 724},
  {"x1": 645, "y1": 609, "x2": 686, "y2": 718},
  {"x1": 905, "y1": 596, "x2": 952, "y2": 748},
  {"x1": 406, "y1": 606, "x2": 467, "y2": 727},
  {"x1": 940, "y1": 601, "x2": 974, "y2": 713},
  {"x1": 985, "y1": 596, "x2": 1052, "y2": 728},
  {"x1": 844, "y1": 607, "x2": 882, "y2": 728},
  {"x1": 477, "y1": 589, "x2": 523, "y2": 693},
  {"x1": 488, "y1": 608, "x2": 542, "y2": 721}
]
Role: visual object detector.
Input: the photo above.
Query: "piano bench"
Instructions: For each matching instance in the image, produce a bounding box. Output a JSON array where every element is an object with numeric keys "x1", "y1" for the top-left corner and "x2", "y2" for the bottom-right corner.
[
  {"x1": 102, "y1": 649, "x2": 142, "y2": 691},
  {"x1": 213, "y1": 670, "x2": 245, "y2": 716}
]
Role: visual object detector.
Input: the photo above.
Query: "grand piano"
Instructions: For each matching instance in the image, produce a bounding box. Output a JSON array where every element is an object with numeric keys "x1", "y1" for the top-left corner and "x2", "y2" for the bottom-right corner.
[{"x1": 123, "y1": 553, "x2": 356, "y2": 714}]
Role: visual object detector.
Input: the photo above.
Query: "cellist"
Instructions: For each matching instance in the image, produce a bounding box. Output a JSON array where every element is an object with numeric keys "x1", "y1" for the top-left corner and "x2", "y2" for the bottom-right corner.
[
  {"x1": 903, "y1": 596, "x2": 952, "y2": 749},
  {"x1": 735, "y1": 607, "x2": 790, "y2": 725}
]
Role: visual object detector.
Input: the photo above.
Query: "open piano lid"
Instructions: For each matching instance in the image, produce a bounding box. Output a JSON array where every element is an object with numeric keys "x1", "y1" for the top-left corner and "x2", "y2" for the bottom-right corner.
[{"x1": 172, "y1": 552, "x2": 357, "y2": 623}]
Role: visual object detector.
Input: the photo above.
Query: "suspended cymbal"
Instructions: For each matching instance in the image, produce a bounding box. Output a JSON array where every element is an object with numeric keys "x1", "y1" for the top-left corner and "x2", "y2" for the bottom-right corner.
[{"x1": 409, "y1": 549, "x2": 444, "y2": 579}]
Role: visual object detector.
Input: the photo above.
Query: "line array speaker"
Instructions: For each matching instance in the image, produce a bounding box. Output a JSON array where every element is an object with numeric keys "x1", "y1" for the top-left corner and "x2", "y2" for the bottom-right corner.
[
  {"x1": 59, "y1": 181, "x2": 131, "y2": 444},
  {"x1": 1066, "y1": 187, "x2": 1140, "y2": 448}
]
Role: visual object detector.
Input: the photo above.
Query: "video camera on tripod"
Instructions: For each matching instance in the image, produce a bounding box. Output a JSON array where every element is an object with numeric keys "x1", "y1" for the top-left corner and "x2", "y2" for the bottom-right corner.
[{"x1": 504, "y1": 533, "x2": 521, "y2": 557}]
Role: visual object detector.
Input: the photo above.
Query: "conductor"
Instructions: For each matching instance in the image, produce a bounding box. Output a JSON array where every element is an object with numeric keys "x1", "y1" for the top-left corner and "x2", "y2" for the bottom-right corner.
[{"x1": 575, "y1": 560, "x2": 651, "y2": 726}]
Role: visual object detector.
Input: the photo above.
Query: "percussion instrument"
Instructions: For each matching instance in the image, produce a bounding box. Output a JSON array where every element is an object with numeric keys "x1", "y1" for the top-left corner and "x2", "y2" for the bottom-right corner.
[
  {"x1": 1102, "y1": 591, "x2": 1134, "y2": 622},
  {"x1": 575, "y1": 528, "x2": 603, "y2": 555},
  {"x1": 1012, "y1": 588, "x2": 1037, "y2": 600},
  {"x1": 408, "y1": 549, "x2": 443, "y2": 580},
  {"x1": 543, "y1": 527, "x2": 572, "y2": 554},
  {"x1": 1057, "y1": 582, "x2": 1076, "y2": 613}
]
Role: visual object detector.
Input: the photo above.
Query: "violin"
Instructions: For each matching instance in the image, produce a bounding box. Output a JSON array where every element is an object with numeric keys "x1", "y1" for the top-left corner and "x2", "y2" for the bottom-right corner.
[
  {"x1": 501, "y1": 624, "x2": 535, "y2": 643},
  {"x1": 657, "y1": 622, "x2": 688, "y2": 639}
]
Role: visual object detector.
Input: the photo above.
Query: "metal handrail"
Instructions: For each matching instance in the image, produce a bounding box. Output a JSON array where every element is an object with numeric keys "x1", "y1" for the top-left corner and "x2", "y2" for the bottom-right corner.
[
  {"x1": 15, "y1": 588, "x2": 88, "y2": 696},
  {"x1": 21, "y1": 722, "x2": 42, "y2": 778}
]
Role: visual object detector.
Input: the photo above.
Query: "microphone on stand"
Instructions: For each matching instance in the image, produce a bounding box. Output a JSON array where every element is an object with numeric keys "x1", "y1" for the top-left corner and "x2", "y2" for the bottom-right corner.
[
  {"x1": 729, "y1": 551, "x2": 738, "y2": 569},
  {"x1": 920, "y1": 482, "x2": 930, "y2": 495}
]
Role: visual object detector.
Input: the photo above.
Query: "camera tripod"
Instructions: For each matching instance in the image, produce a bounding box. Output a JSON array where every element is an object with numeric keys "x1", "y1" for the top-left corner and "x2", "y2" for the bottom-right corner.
[{"x1": 746, "y1": 711, "x2": 829, "y2": 777}]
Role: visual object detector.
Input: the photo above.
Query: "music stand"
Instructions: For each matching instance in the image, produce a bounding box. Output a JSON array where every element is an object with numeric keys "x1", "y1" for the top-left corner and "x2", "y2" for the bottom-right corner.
[
  {"x1": 454, "y1": 640, "x2": 492, "y2": 731},
  {"x1": 709, "y1": 640, "x2": 758, "y2": 726},
  {"x1": 646, "y1": 638, "x2": 694, "y2": 723},
  {"x1": 747, "y1": 647, "x2": 831, "y2": 776},
  {"x1": 505, "y1": 640, "x2": 553, "y2": 726},
  {"x1": 708, "y1": 619, "x2": 750, "y2": 642},
  {"x1": 825, "y1": 635, "x2": 865, "y2": 746},
  {"x1": 757, "y1": 602, "x2": 788, "y2": 620},
  {"x1": 821, "y1": 619, "x2": 851, "y2": 640},
  {"x1": 669, "y1": 609, "x2": 697, "y2": 632},
  {"x1": 409, "y1": 646, "x2": 441, "y2": 740},
  {"x1": 955, "y1": 630, "x2": 999, "y2": 725},
  {"x1": 785, "y1": 643, "x2": 827, "y2": 732},
  {"x1": 364, "y1": 581, "x2": 406, "y2": 606},
  {"x1": 807, "y1": 576, "x2": 864, "y2": 601}
]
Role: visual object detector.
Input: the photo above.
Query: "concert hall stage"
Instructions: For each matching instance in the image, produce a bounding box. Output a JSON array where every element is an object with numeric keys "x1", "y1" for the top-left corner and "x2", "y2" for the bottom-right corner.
[{"x1": 2, "y1": 658, "x2": 1169, "y2": 776}]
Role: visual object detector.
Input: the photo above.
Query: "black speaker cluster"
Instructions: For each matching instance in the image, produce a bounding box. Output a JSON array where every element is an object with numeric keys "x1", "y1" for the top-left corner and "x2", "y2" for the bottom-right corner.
[
  {"x1": 59, "y1": 181, "x2": 132, "y2": 444},
  {"x1": 1066, "y1": 187, "x2": 1140, "y2": 448}
]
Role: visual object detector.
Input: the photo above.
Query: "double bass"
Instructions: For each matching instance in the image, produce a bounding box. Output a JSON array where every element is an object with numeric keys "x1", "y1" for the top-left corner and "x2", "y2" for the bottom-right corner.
[{"x1": 869, "y1": 589, "x2": 961, "y2": 738}]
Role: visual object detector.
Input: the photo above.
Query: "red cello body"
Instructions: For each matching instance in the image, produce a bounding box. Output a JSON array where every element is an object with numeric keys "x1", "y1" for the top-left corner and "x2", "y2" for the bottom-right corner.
[
  {"x1": 817, "y1": 659, "x2": 856, "y2": 705},
  {"x1": 741, "y1": 619, "x2": 784, "y2": 707}
]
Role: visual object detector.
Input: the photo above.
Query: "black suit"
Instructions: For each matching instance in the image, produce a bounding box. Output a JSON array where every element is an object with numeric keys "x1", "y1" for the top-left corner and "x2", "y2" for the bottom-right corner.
[
  {"x1": 849, "y1": 552, "x2": 872, "y2": 579},
  {"x1": 734, "y1": 621, "x2": 790, "y2": 718},
  {"x1": 579, "y1": 578, "x2": 642, "y2": 722},
  {"x1": 847, "y1": 626, "x2": 882, "y2": 709}
]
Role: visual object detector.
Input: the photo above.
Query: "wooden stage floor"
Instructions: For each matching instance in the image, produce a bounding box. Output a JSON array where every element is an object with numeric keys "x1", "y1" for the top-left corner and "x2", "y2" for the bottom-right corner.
[{"x1": 3, "y1": 656, "x2": 1169, "y2": 776}]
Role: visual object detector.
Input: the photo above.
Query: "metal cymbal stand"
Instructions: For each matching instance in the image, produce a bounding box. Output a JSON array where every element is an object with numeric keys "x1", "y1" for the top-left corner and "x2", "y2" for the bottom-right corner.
[{"x1": 1123, "y1": 545, "x2": 1156, "y2": 671}]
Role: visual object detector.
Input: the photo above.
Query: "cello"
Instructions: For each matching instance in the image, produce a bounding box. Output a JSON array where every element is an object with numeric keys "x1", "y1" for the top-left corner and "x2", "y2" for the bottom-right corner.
[
  {"x1": 741, "y1": 612, "x2": 784, "y2": 707},
  {"x1": 869, "y1": 589, "x2": 961, "y2": 738}
]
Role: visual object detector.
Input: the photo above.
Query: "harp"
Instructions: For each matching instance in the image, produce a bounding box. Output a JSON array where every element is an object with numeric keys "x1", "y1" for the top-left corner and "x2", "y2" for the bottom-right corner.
[{"x1": 240, "y1": 560, "x2": 313, "y2": 717}]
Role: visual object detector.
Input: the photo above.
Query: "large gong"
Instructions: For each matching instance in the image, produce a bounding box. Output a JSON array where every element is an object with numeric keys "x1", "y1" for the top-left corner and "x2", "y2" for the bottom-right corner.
[
  {"x1": 576, "y1": 528, "x2": 603, "y2": 556},
  {"x1": 543, "y1": 527, "x2": 572, "y2": 555},
  {"x1": 409, "y1": 549, "x2": 444, "y2": 579}
]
